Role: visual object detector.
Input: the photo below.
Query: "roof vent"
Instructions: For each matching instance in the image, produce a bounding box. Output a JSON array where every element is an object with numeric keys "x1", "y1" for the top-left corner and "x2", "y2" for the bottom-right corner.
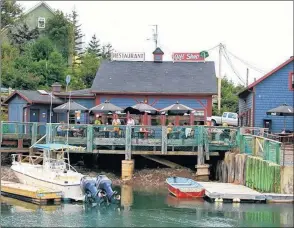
[{"x1": 37, "y1": 90, "x2": 49, "y2": 95}]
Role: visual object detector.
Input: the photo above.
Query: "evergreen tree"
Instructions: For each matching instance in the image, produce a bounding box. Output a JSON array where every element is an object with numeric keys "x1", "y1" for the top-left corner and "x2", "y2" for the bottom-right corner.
[
  {"x1": 87, "y1": 34, "x2": 101, "y2": 58},
  {"x1": 8, "y1": 23, "x2": 39, "y2": 53},
  {"x1": 0, "y1": 0, "x2": 23, "y2": 28},
  {"x1": 101, "y1": 43, "x2": 114, "y2": 60},
  {"x1": 71, "y1": 9, "x2": 84, "y2": 65}
]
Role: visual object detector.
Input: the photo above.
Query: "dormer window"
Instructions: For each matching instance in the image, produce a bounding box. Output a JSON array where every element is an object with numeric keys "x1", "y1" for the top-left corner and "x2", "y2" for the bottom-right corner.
[{"x1": 38, "y1": 17, "x2": 45, "y2": 28}]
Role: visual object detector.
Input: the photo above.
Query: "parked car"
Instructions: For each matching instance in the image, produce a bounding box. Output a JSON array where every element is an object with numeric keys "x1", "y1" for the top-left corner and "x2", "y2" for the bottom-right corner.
[{"x1": 207, "y1": 112, "x2": 238, "y2": 127}]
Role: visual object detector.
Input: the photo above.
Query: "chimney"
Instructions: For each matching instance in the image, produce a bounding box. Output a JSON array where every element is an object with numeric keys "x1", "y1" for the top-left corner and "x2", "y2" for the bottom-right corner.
[
  {"x1": 52, "y1": 82, "x2": 62, "y2": 93},
  {"x1": 153, "y1": 47, "x2": 164, "y2": 63}
]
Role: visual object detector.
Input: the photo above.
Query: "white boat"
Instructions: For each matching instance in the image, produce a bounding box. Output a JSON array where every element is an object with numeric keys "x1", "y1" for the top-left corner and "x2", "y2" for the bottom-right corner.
[{"x1": 11, "y1": 143, "x2": 85, "y2": 201}]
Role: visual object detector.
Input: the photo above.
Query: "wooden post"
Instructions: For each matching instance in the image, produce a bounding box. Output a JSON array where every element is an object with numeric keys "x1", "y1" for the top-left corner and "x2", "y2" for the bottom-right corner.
[
  {"x1": 161, "y1": 126, "x2": 167, "y2": 154},
  {"x1": 125, "y1": 125, "x2": 132, "y2": 160},
  {"x1": 31, "y1": 122, "x2": 38, "y2": 145},
  {"x1": 87, "y1": 125, "x2": 93, "y2": 153},
  {"x1": 45, "y1": 123, "x2": 51, "y2": 144}
]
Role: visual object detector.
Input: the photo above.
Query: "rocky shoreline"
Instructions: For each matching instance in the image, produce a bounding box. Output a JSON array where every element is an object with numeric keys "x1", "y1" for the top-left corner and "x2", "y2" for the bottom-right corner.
[{"x1": 1, "y1": 165, "x2": 196, "y2": 190}]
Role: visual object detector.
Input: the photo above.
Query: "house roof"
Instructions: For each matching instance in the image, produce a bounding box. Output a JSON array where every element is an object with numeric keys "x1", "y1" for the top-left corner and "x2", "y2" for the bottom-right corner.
[
  {"x1": 25, "y1": 1, "x2": 55, "y2": 15},
  {"x1": 91, "y1": 61, "x2": 217, "y2": 95},
  {"x1": 0, "y1": 1, "x2": 55, "y2": 34},
  {"x1": 238, "y1": 56, "x2": 294, "y2": 97},
  {"x1": 54, "y1": 89, "x2": 94, "y2": 97},
  {"x1": 4, "y1": 90, "x2": 63, "y2": 105}
]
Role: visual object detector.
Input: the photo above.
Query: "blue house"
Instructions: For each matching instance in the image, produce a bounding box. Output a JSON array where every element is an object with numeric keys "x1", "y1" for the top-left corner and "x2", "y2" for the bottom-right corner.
[
  {"x1": 4, "y1": 84, "x2": 95, "y2": 125},
  {"x1": 238, "y1": 56, "x2": 294, "y2": 133}
]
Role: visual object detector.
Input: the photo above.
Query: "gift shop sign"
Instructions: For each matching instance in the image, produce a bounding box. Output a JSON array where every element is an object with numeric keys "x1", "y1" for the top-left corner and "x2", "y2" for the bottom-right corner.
[
  {"x1": 111, "y1": 52, "x2": 145, "y2": 61},
  {"x1": 172, "y1": 53, "x2": 204, "y2": 62}
]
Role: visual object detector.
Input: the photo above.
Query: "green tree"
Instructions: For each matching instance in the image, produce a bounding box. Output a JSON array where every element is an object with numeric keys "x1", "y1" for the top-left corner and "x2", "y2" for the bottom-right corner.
[
  {"x1": 71, "y1": 9, "x2": 84, "y2": 65},
  {"x1": 101, "y1": 43, "x2": 113, "y2": 60},
  {"x1": 212, "y1": 76, "x2": 245, "y2": 115},
  {"x1": 8, "y1": 23, "x2": 39, "y2": 53},
  {"x1": 31, "y1": 37, "x2": 54, "y2": 61},
  {"x1": 79, "y1": 52, "x2": 100, "y2": 87},
  {"x1": 87, "y1": 34, "x2": 101, "y2": 58},
  {"x1": 0, "y1": 0, "x2": 23, "y2": 28},
  {"x1": 45, "y1": 10, "x2": 73, "y2": 62}
]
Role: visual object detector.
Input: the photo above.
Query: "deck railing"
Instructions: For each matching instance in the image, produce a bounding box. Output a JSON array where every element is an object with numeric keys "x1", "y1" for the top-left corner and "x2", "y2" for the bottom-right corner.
[
  {"x1": 1, "y1": 121, "x2": 241, "y2": 154},
  {"x1": 1, "y1": 121, "x2": 46, "y2": 144},
  {"x1": 239, "y1": 134, "x2": 281, "y2": 165}
]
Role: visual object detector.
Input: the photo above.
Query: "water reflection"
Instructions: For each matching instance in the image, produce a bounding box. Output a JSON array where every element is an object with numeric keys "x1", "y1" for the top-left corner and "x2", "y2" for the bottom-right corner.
[{"x1": 1, "y1": 188, "x2": 293, "y2": 227}]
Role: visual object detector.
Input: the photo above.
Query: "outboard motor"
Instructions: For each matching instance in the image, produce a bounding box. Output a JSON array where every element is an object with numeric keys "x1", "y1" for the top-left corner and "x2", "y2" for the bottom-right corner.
[
  {"x1": 80, "y1": 176, "x2": 107, "y2": 204},
  {"x1": 95, "y1": 175, "x2": 120, "y2": 203}
]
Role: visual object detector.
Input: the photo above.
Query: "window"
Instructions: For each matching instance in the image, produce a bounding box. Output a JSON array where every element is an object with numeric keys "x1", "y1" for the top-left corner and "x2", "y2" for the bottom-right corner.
[
  {"x1": 38, "y1": 17, "x2": 45, "y2": 28},
  {"x1": 222, "y1": 113, "x2": 227, "y2": 118},
  {"x1": 228, "y1": 113, "x2": 237, "y2": 119},
  {"x1": 289, "y1": 72, "x2": 294, "y2": 91}
]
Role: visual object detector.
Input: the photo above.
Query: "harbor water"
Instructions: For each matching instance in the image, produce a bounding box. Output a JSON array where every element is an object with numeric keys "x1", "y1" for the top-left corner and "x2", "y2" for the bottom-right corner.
[{"x1": 1, "y1": 187, "x2": 293, "y2": 227}]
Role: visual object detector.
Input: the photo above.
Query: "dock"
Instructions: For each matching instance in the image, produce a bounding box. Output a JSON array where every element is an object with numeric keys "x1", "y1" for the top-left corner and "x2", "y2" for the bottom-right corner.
[
  {"x1": 0, "y1": 181, "x2": 62, "y2": 205},
  {"x1": 198, "y1": 182, "x2": 266, "y2": 202}
]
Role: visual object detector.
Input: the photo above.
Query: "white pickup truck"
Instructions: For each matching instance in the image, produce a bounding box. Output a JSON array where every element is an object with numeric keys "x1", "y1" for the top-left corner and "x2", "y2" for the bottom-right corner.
[{"x1": 207, "y1": 112, "x2": 238, "y2": 127}]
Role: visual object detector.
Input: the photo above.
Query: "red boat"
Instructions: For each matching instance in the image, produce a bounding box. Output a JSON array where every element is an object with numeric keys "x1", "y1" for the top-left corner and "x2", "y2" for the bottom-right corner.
[{"x1": 166, "y1": 177, "x2": 205, "y2": 198}]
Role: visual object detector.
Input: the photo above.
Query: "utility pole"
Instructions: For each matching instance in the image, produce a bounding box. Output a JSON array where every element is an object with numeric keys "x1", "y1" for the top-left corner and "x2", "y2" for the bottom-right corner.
[
  {"x1": 246, "y1": 68, "x2": 249, "y2": 87},
  {"x1": 147, "y1": 25, "x2": 158, "y2": 49},
  {"x1": 218, "y1": 43, "x2": 222, "y2": 113}
]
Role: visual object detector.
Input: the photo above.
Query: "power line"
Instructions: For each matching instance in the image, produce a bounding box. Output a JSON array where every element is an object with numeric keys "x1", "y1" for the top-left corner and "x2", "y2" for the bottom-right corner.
[
  {"x1": 221, "y1": 45, "x2": 246, "y2": 85},
  {"x1": 225, "y1": 48, "x2": 266, "y2": 74}
]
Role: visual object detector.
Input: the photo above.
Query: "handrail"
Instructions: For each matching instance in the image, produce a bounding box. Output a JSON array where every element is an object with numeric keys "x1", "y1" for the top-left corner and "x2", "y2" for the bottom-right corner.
[{"x1": 30, "y1": 134, "x2": 46, "y2": 149}]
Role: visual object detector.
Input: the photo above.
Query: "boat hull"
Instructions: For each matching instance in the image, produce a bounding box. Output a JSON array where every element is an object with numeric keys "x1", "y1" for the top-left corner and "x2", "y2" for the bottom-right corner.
[
  {"x1": 168, "y1": 185, "x2": 205, "y2": 198},
  {"x1": 11, "y1": 165, "x2": 85, "y2": 201}
]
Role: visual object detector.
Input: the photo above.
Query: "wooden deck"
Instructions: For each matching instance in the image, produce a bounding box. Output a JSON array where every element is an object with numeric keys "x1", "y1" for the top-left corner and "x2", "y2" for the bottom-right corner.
[
  {"x1": 198, "y1": 182, "x2": 266, "y2": 202},
  {"x1": 0, "y1": 181, "x2": 62, "y2": 205}
]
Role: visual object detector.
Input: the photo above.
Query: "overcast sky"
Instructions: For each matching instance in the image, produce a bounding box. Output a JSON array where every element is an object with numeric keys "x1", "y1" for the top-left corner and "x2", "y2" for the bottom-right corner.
[{"x1": 20, "y1": 1, "x2": 293, "y2": 85}]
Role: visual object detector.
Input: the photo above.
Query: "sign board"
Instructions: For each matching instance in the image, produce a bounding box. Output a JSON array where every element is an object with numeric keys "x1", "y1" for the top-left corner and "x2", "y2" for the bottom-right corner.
[
  {"x1": 111, "y1": 52, "x2": 145, "y2": 61},
  {"x1": 66, "y1": 75, "x2": 71, "y2": 85},
  {"x1": 172, "y1": 53, "x2": 204, "y2": 62}
]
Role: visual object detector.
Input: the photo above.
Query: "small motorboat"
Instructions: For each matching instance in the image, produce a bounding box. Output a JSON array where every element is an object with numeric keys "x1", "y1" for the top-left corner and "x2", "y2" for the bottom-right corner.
[{"x1": 166, "y1": 177, "x2": 205, "y2": 198}]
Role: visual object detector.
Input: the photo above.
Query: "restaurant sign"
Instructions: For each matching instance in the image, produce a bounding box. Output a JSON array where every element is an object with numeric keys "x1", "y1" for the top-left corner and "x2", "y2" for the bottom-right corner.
[
  {"x1": 172, "y1": 53, "x2": 204, "y2": 62},
  {"x1": 111, "y1": 52, "x2": 145, "y2": 61}
]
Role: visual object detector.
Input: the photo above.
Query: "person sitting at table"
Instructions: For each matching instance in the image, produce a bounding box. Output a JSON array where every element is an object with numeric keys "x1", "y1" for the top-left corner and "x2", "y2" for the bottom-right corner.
[
  {"x1": 57, "y1": 121, "x2": 65, "y2": 136},
  {"x1": 112, "y1": 114, "x2": 121, "y2": 137},
  {"x1": 73, "y1": 121, "x2": 84, "y2": 137},
  {"x1": 95, "y1": 115, "x2": 103, "y2": 125},
  {"x1": 167, "y1": 122, "x2": 174, "y2": 139}
]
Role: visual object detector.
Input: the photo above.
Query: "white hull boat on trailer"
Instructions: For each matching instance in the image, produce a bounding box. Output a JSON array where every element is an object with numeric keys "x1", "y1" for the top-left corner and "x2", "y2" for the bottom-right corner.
[{"x1": 11, "y1": 143, "x2": 85, "y2": 201}]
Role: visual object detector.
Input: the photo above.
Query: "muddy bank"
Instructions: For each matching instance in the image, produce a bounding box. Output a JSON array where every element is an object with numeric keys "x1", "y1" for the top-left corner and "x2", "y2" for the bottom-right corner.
[{"x1": 1, "y1": 165, "x2": 195, "y2": 190}]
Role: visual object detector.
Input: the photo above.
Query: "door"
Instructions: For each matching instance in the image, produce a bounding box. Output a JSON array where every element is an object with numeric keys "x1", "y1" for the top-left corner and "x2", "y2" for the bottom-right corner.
[{"x1": 30, "y1": 109, "x2": 40, "y2": 122}]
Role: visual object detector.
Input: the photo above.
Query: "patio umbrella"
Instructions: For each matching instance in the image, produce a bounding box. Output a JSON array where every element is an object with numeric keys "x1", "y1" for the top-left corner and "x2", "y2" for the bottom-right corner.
[
  {"x1": 266, "y1": 103, "x2": 294, "y2": 129},
  {"x1": 131, "y1": 102, "x2": 158, "y2": 125},
  {"x1": 132, "y1": 102, "x2": 158, "y2": 113},
  {"x1": 90, "y1": 101, "x2": 123, "y2": 113},
  {"x1": 160, "y1": 101, "x2": 194, "y2": 114},
  {"x1": 53, "y1": 100, "x2": 88, "y2": 113}
]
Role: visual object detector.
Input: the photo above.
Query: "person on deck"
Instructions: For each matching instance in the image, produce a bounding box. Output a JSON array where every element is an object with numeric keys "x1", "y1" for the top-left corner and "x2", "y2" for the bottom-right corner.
[
  {"x1": 167, "y1": 122, "x2": 174, "y2": 139},
  {"x1": 94, "y1": 115, "x2": 103, "y2": 133},
  {"x1": 127, "y1": 116, "x2": 135, "y2": 136},
  {"x1": 57, "y1": 121, "x2": 65, "y2": 136},
  {"x1": 112, "y1": 114, "x2": 121, "y2": 137}
]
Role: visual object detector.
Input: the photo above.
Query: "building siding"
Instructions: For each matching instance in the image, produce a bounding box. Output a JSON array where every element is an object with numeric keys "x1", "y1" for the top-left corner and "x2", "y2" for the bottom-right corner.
[
  {"x1": 22, "y1": 5, "x2": 54, "y2": 31},
  {"x1": 239, "y1": 92, "x2": 253, "y2": 126},
  {"x1": 254, "y1": 61, "x2": 294, "y2": 132},
  {"x1": 8, "y1": 96, "x2": 27, "y2": 122}
]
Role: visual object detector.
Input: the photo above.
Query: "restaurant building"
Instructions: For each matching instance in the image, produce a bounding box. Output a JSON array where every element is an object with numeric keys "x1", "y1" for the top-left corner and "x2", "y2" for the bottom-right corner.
[{"x1": 4, "y1": 48, "x2": 217, "y2": 125}]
